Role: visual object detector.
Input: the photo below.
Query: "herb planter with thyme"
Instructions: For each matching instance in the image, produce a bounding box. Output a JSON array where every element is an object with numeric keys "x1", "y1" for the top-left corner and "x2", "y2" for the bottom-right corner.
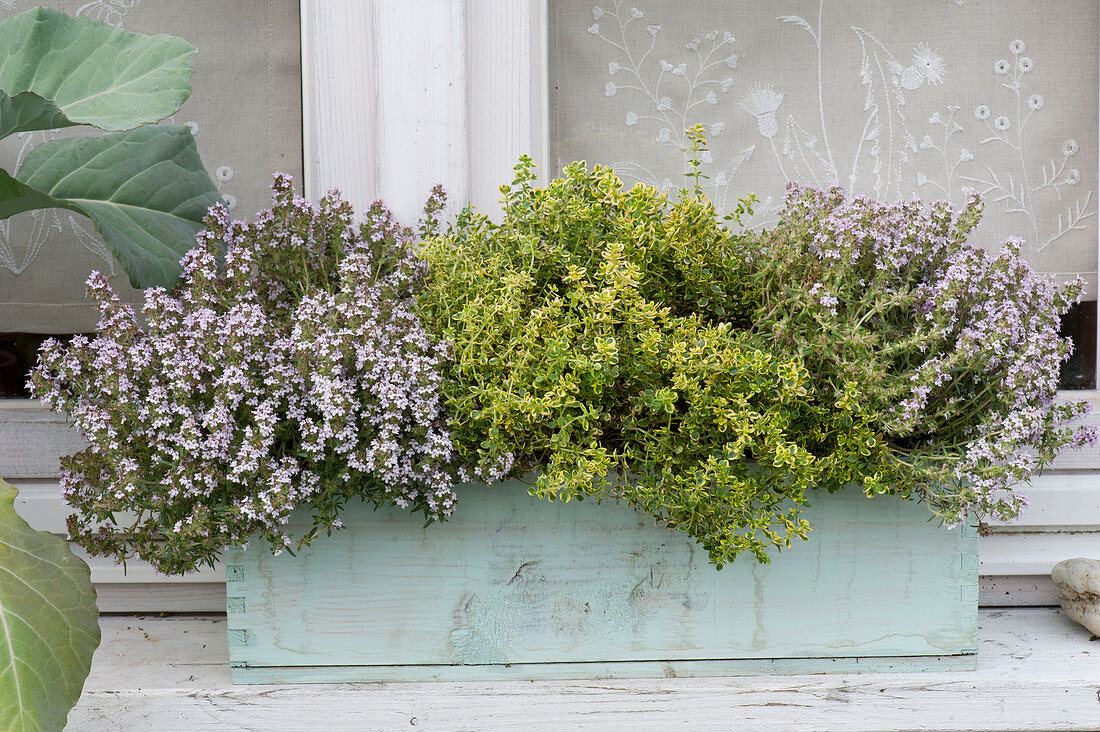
[
  {"x1": 226, "y1": 162, "x2": 1083, "y2": 680},
  {"x1": 33, "y1": 159, "x2": 1092, "y2": 680}
]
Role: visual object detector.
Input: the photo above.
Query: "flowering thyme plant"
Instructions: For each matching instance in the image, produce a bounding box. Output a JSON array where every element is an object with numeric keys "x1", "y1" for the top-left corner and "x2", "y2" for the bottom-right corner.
[
  {"x1": 751, "y1": 184, "x2": 1096, "y2": 528},
  {"x1": 30, "y1": 175, "x2": 457, "y2": 574}
]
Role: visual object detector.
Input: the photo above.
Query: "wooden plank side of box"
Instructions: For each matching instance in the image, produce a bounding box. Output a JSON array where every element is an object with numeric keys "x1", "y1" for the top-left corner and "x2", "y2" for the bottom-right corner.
[{"x1": 225, "y1": 482, "x2": 977, "y2": 677}]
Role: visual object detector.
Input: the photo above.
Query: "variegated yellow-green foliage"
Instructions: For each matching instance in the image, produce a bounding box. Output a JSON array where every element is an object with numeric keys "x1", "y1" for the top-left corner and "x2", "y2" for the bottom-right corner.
[
  {"x1": 0, "y1": 476, "x2": 100, "y2": 731},
  {"x1": 418, "y1": 158, "x2": 869, "y2": 565},
  {"x1": 421, "y1": 155, "x2": 1093, "y2": 564}
]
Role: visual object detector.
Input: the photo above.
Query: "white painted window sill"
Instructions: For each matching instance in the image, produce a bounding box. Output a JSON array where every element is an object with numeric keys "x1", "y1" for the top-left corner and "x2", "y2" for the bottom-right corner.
[{"x1": 70, "y1": 607, "x2": 1099, "y2": 731}]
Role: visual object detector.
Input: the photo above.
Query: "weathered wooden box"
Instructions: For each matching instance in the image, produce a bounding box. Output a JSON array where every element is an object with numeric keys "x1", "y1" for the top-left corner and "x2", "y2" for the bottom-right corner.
[{"x1": 225, "y1": 481, "x2": 978, "y2": 682}]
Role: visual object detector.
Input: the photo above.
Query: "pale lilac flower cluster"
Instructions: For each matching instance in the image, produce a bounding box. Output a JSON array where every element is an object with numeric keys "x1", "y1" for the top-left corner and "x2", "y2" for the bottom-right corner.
[
  {"x1": 31, "y1": 175, "x2": 459, "y2": 574},
  {"x1": 912, "y1": 236, "x2": 1096, "y2": 518},
  {"x1": 772, "y1": 183, "x2": 1095, "y2": 525}
]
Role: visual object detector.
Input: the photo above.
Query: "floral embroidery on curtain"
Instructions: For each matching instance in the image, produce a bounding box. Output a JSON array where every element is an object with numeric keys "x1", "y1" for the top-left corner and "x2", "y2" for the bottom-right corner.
[{"x1": 550, "y1": 0, "x2": 1099, "y2": 387}]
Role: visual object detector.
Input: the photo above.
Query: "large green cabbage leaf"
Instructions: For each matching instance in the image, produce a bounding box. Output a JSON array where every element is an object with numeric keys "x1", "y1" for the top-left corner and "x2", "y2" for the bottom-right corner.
[
  {"x1": 0, "y1": 476, "x2": 100, "y2": 731},
  {"x1": 0, "y1": 7, "x2": 220, "y2": 289},
  {"x1": 0, "y1": 7, "x2": 196, "y2": 135},
  {"x1": 2, "y1": 125, "x2": 222, "y2": 288}
]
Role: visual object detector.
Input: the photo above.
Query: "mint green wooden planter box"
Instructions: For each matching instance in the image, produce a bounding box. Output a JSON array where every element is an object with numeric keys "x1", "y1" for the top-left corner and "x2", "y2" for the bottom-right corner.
[{"x1": 225, "y1": 481, "x2": 978, "y2": 683}]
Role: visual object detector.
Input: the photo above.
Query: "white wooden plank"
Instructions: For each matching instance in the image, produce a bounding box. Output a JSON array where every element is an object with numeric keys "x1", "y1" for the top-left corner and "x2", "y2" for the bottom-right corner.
[
  {"x1": 300, "y1": 0, "x2": 376, "y2": 205},
  {"x1": 95, "y1": 583, "x2": 226, "y2": 613},
  {"x1": 373, "y1": 0, "x2": 469, "y2": 224},
  {"x1": 466, "y1": 0, "x2": 542, "y2": 214},
  {"x1": 297, "y1": 0, "x2": 315, "y2": 197},
  {"x1": 533, "y1": 0, "x2": 550, "y2": 182},
  {"x1": 67, "y1": 680, "x2": 1100, "y2": 732},
  {"x1": 0, "y1": 401, "x2": 86, "y2": 479},
  {"x1": 13, "y1": 477, "x2": 72, "y2": 532},
  {"x1": 11, "y1": 477, "x2": 142, "y2": 537},
  {"x1": 989, "y1": 473, "x2": 1100, "y2": 529},
  {"x1": 979, "y1": 575, "x2": 1060, "y2": 607},
  {"x1": 303, "y1": 0, "x2": 471, "y2": 223},
  {"x1": 9, "y1": 469, "x2": 1095, "y2": 594},
  {"x1": 81, "y1": 550, "x2": 223, "y2": 585},
  {"x1": 980, "y1": 532, "x2": 1100, "y2": 575},
  {"x1": 67, "y1": 608, "x2": 1100, "y2": 732},
  {"x1": 302, "y1": 1, "x2": 545, "y2": 220},
  {"x1": 9, "y1": 458, "x2": 1098, "y2": 589},
  {"x1": 8, "y1": 417, "x2": 1092, "y2": 529},
  {"x1": 82, "y1": 616, "x2": 231, "y2": 692}
]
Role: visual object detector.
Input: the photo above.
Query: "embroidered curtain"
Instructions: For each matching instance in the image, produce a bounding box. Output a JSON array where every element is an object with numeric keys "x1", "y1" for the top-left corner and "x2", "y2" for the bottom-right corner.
[
  {"x1": 0, "y1": 0, "x2": 302, "y2": 334},
  {"x1": 550, "y1": 1, "x2": 1099, "y2": 387}
]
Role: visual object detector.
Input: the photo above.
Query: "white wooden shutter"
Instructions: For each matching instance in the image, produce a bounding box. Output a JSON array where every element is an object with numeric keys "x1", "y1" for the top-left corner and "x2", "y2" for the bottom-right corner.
[{"x1": 302, "y1": 0, "x2": 547, "y2": 218}]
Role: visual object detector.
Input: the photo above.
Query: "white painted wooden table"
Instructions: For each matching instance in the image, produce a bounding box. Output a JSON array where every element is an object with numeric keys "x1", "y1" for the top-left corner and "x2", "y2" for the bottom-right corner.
[{"x1": 66, "y1": 608, "x2": 1100, "y2": 731}]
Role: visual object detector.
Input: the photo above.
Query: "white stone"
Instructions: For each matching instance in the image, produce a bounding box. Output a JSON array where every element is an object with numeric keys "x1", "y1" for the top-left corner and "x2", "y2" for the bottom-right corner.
[{"x1": 1051, "y1": 558, "x2": 1100, "y2": 636}]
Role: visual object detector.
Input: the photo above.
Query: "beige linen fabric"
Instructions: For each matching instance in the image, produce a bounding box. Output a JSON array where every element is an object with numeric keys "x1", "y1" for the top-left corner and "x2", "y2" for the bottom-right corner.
[
  {"x1": 550, "y1": 0, "x2": 1099, "y2": 297},
  {"x1": 0, "y1": 0, "x2": 303, "y2": 333}
]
